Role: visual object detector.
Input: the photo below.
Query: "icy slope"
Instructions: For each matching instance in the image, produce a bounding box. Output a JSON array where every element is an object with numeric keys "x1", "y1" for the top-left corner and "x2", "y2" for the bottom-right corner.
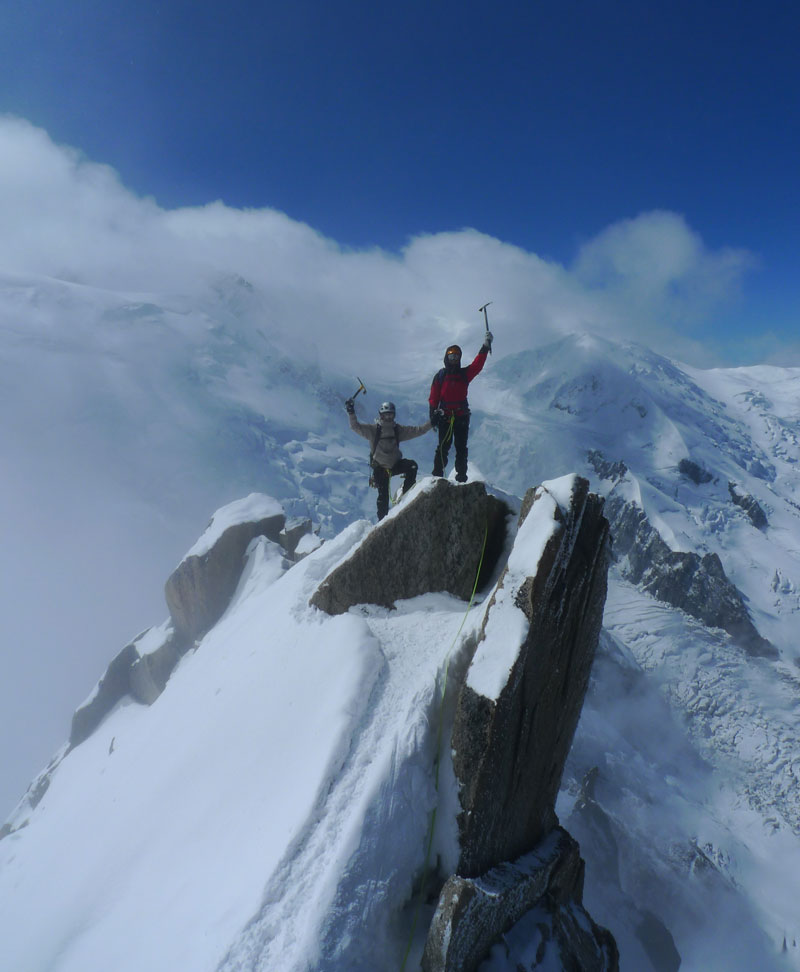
[
  {"x1": 0, "y1": 489, "x2": 496, "y2": 972},
  {"x1": 6, "y1": 296, "x2": 800, "y2": 969}
]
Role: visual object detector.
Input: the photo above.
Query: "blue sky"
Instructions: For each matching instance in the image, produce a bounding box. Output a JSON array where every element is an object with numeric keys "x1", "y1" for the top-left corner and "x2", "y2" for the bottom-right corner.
[{"x1": 1, "y1": 0, "x2": 798, "y2": 358}]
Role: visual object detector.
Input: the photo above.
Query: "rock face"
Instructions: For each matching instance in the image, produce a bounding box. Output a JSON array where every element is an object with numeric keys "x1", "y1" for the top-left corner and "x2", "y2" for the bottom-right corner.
[
  {"x1": 309, "y1": 480, "x2": 510, "y2": 614},
  {"x1": 453, "y1": 476, "x2": 610, "y2": 877},
  {"x1": 605, "y1": 492, "x2": 775, "y2": 658},
  {"x1": 678, "y1": 457, "x2": 713, "y2": 485},
  {"x1": 588, "y1": 451, "x2": 775, "y2": 658},
  {"x1": 165, "y1": 497, "x2": 286, "y2": 641},
  {"x1": 728, "y1": 481, "x2": 768, "y2": 530},
  {"x1": 423, "y1": 829, "x2": 618, "y2": 972},
  {"x1": 68, "y1": 623, "x2": 185, "y2": 748},
  {"x1": 423, "y1": 475, "x2": 616, "y2": 972},
  {"x1": 73, "y1": 496, "x2": 294, "y2": 752}
]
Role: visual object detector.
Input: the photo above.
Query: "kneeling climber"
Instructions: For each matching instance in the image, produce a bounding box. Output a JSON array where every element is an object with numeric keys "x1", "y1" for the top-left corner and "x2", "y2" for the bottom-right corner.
[
  {"x1": 345, "y1": 398, "x2": 432, "y2": 520},
  {"x1": 429, "y1": 331, "x2": 493, "y2": 482}
]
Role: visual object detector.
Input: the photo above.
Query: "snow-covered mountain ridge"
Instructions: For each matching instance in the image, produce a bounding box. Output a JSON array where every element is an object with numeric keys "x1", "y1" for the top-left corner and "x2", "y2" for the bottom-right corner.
[
  {"x1": 1, "y1": 475, "x2": 619, "y2": 971},
  {"x1": 4, "y1": 268, "x2": 800, "y2": 968}
]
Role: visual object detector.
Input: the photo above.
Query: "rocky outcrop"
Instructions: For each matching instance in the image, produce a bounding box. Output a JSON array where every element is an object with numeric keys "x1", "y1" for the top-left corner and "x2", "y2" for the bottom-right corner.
[
  {"x1": 588, "y1": 451, "x2": 775, "y2": 658},
  {"x1": 678, "y1": 458, "x2": 713, "y2": 485},
  {"x1": 69, "y1": 624, "x2": 185, "y2": 748},
  {"x1": 165, "y1": 495, "x2": 286, "y2": 641},
  {"x1": 309, "y1": 480, "x2": 510, "y2": 614},
  {"x1": 453, "y1": 476, "x2": 610, "y2": 876},
  {"x1": 423, "y1": 475, "x2": 615, "y2": 971},
  {"x1": 71, "y1": 495, "x2": 295, "y2": 752},
  {"x1": 728, "y1": 481, "x2": 768, "y2": 530},
  {"x1": 605, "y1": 493, "x2": 775, "y2": 658},
  {"x1": 423, "y1": 829, "x2": 618, "y2": 972},
  {"x1": 279, "y1": 517, "x2": 314, "y2": 559}
]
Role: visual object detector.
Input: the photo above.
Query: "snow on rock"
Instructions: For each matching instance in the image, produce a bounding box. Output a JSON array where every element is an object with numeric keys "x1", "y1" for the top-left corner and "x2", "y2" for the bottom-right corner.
[
  {"x1": 309, "y1": 478, "x2": 511, "y2": 615},
  {"x1": 0, "y1": 517, "x2": 382, "y2": 972},
  {"x1": 165, "y1": 492, "x2": 287, "y2": 641},
  {"x1": 452, "y1": 475, "x2": 610, "y2": 879},
  {"x1": 184, "y1": 493, "x2": 285, "y2": 561},
  {"x1": 424, "y1": 828, "x2": 617, "y2": 972},
  {"x1": 10, "y1": 328, "x2": 800, "y2": 970},
  {"x1": 423, "y1": 475, "x2": 613, "y2": 970}
]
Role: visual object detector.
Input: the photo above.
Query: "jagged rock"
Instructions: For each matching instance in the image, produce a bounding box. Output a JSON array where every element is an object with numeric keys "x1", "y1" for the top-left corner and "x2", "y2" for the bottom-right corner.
[
  {"x1": 309, "y1": 480, "x2": 510, "y2": 615},
  {"x1": 606, "y1": 493, "x2": 776, "y2": 658},
  {"x1": 422, "y1": 828, "x2": 618, "y2": 972},
  {"x1": 68, "y1": 623, "x2": 186, "y2": 746},
  {"x1": 452, "y1": 476, "x2": 610, "y2": 878},
  {"x1": 678, "y1": 458, "x2": 713, "y2": 485},
  {"x1": 165, "y1": 494, "x2": 285, "y2": 640},
  {"x1": 129, "y1": 624, "x2": 186, "y2": 705},
  {"x1": 728, "y1": 481, "x2": 768, "y2": 529},
  {"x1": 0, "y1": 749, "x2": 67, "y2": 840},
  {"x1": 587, "y1": 449, "x2": 628, "y2": 483},
  {"x1": 279, "y1": 517, "x2": 313, "y2": 559},
  {"x1": 69, "y1": 643, "x2": 140, "y2": 748}
]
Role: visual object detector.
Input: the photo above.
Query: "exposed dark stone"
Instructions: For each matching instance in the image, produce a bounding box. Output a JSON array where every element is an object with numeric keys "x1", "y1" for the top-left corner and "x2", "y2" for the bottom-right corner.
[
  {"x1": 422, "y1": 829, "x2": 618, "y2": 972},
  {"x1": 309, "y1": 481, "x2": 510, "y2": 615},
  {"x1": 129, "y1": 627, "x2": 187, "y2": 705},
  {"x1": 0, "y1": 751, "x2": 67, "y2": 841},
  {"x1": 279, "y1": 517, "x2": 313, "y2": 559},
  {"x1": 587, "y1": 450, "x2": 629, "y2": 483},
  {"x1": 452, "y1": 477, "x2": 610, "y2": 878},
  {"x1": 678, "y1": 458, "x2": 713, "y2": 485},
  {"x1": 67, "y1": 624, "x2": 188, "y2": 749},
  {"x1": 69, "y1": 643, "x2": 140, "y2": 748},
  {"x1": 165, "y1": 513, "x2": 285, "y2": 640},
  {"x1": 728, "y1": 482, "x2": 768, "y2": 530},
  {"x1": 606, "y1": 493, "x2": 775, "y2": 658}
]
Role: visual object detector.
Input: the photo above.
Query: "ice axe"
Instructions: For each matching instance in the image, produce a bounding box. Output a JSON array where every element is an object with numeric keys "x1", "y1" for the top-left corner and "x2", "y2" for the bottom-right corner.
[
  {"x1": 479, "y1": 301, "x2": 493, "y2": 353},
  {"x1": 348, "y1": 377, "x2": 367, "y2": 401}
]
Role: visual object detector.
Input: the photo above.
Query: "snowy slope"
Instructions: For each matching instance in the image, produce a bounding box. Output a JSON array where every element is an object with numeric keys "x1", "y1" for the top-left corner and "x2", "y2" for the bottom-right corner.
[
  {"x1": 0, "y1": 484, "x2": 499, "y2": 972},
  {"x1": 4, "y1": 274, "x2": 800, "y2": 970}
]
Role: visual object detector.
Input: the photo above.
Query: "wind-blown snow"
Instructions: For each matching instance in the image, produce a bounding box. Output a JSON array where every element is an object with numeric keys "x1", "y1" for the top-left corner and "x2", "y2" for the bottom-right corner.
[
  {"x1": 4, "y1": 317, "x2": 800, "y2": 969},
  {"x1": 184, "y1": 493, "x2": 284, "y2": 560},
  {"x1": 0, "y1": 509, "x2": 491, "y2": 972},
  {"x1": 466, "y1": 476, "x2": 573, "y2": 701}
]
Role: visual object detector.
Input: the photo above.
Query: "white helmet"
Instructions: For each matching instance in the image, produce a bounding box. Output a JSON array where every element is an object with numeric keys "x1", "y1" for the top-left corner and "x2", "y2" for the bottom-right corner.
[{"x1": 379, "y1": 401, "x2": 396, "y2": 417}]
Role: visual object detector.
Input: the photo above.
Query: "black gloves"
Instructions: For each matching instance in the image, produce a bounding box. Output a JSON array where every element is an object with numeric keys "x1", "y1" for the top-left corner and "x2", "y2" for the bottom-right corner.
[
  {"x1": 345, "y1": 398, "x2": 355, "y2": 414},
  {"x1": 481, "y1": 330, "x2": 493, "y2": 354},
  {"x1": 430, "y1": 406, "x2": 445, "y2": 428}
]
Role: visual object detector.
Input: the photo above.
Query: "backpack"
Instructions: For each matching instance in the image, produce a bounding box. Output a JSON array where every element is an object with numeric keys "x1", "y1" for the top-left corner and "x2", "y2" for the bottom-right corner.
[{"x1": 370, "y1": 421, "x2": 399, "y2": 467}]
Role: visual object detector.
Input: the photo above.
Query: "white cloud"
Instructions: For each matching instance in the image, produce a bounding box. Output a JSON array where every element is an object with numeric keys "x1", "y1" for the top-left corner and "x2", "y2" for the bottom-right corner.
[
  {"x1": 0, "y1": 115, "x2": 764, "y2": 817},
  {"x1": 573, "y1": 210, "x2": 756, "y2": 341},
  {"x1": 0, "y1": 116, "x2": 755, "y2": 371}
]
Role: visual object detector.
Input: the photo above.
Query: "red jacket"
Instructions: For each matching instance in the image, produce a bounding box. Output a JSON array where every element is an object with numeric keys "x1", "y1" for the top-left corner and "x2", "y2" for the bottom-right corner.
[{"x1": 429, "y1": 350, "x2": 488, "y2": 417}]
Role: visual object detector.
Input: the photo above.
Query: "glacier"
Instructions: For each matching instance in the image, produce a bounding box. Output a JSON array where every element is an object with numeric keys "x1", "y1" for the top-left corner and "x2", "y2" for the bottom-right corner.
[{"x1": 2, "y1": 272, "x2": 800, "y2": 969}]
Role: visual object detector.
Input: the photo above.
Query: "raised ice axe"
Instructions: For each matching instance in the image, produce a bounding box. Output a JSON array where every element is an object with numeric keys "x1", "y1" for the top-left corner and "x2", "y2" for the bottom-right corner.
[{"x1": 479, "y1": 301, "x2": 493, "y2": 354}]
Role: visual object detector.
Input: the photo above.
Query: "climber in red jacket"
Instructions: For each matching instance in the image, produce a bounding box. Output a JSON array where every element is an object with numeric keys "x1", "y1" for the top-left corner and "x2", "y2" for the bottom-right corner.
[{"x1": 429, "y1": 331, "x2": 492, "y2": 482}]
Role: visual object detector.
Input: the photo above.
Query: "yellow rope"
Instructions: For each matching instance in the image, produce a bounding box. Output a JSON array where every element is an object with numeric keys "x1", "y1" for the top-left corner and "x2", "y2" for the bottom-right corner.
[
  {"x1": 435, "y1": 413, "x2": 456, "y2": 476},
  {"x1": 399, "y1": 521, "x2": 490, "y2": 971}
]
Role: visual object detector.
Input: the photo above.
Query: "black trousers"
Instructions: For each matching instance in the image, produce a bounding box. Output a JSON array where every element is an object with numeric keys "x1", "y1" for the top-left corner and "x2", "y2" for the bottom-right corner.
[
  {"x1": 372, "y1": 457, "x2": 419, "y2": 520},
  {"x1": 432, "y1": 414, "x2": 470, "y2": 481}
]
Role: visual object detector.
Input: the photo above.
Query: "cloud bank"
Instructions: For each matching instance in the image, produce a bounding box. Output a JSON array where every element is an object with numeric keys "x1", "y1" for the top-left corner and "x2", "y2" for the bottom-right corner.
[
  {"x1": 0, "y1": 115, "x2": 754, "y2": 370},
  {"x1": 0, "y1": 115, "x2": 760, "y2": 818}
]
